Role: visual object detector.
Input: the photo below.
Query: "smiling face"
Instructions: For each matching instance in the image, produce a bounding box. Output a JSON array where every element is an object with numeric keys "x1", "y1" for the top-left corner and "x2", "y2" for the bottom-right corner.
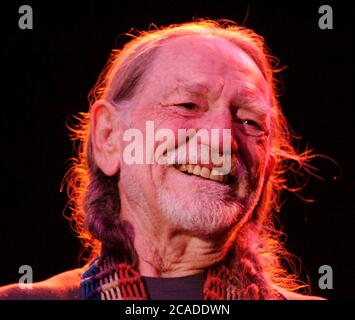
[{"x1": 117, "y1": 35, "x2": 273, "y2": 235}]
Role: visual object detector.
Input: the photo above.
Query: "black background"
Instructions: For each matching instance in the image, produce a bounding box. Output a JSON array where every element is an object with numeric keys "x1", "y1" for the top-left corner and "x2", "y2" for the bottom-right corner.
[{"x1": 0, "y1": 1, "x2": 353, "y2": 299}]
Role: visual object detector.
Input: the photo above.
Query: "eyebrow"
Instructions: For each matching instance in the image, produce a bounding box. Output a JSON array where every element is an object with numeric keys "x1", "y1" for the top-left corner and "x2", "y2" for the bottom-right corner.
[
  {"x1": 164, "y1": 79, "x2": 272, "y2": 114},
  {"x1": 168, "y1": 76, "x2": 227, "y2": 96},
  {"x1": 179, "y1": 82, "x2": 210, "y2": 95},
  {"x1": 235, "y1": 83, "x2": 271, "y2": 115}
]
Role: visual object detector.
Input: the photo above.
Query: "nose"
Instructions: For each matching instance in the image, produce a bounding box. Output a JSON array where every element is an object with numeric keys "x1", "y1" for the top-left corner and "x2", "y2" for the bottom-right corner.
[{"x1": 205, "y1": 107, "x2": 238, "y2": 156}]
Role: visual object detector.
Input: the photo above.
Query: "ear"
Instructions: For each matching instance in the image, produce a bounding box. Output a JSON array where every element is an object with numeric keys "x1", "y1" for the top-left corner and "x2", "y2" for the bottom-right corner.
[{"x1": 90, "y1": 100, "x2": 121, "y2": 176}]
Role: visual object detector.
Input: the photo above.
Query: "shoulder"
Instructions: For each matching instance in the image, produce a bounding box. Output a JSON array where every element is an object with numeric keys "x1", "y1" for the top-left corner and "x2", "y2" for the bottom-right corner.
[
  {"x1": 282, "y1": 292, "x2": 326, "y2": 300},
  {"x1": 0, "y1": 267, "x2": 85, "y2": 300},
  {"x1": 276, "y1": 287, "x2": 326, "y2": 300}
]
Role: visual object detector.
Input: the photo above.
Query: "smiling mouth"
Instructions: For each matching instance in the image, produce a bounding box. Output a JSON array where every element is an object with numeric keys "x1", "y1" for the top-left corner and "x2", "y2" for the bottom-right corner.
[{"x1": 173, "y1": 164, "x2": 235, "y2": 184}]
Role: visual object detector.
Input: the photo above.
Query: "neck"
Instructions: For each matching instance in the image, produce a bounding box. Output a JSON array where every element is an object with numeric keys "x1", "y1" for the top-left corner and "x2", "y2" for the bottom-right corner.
[
  {"x1": 119, "y1": 195, "x2": 234, "y2": 277},
  {"x1": 136, "y1": 230, "x2": 229, "y2": 277}
]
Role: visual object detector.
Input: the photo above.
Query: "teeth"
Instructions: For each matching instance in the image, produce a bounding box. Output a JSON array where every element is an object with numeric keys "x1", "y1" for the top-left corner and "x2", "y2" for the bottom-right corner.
[
  {"x1": 211, "y1": 168, "x2": 224, "y2": 176},
  {"x1": 179, "y1": 164, "x2": 188, "y2": 172},
  {"x1": 192, "y1": 165, "x2": 201, "y2": 175},
  {"x1": 210, "y1": 172, "x2": 224, "y2": 183},
  {"x1": 175, "y1": 164, "x2": 229, "y2": 183},
  {"x1": 200, "y1": 167, "x2": 211, "y2": 179}
]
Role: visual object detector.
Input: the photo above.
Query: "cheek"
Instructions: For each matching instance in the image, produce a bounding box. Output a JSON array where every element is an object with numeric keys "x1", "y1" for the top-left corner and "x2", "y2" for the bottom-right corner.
[
  {"x1": 238, "y1": 135, "x2": 268, "y2": 178},
  {"x1": 152, "y1": 119, "x2": 192, "y2": 160}
]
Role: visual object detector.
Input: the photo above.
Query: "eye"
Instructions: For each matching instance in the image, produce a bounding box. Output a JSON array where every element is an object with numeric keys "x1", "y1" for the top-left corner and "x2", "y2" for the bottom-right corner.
[
  {"x1": 237, "y1": 118, "x2": 265, "y2": 137},
  {"x1": 174, "y1": 102, "x2": 196, "y2": 110},
  {"x1": 239, "y1": 119, "x2": 260, "y2": 128}
]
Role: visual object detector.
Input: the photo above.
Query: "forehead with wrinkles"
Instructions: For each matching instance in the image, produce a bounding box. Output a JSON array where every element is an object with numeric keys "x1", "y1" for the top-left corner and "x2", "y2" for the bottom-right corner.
[{"x1": 142, "y1": 35, "x2": 271, "y2": 108}]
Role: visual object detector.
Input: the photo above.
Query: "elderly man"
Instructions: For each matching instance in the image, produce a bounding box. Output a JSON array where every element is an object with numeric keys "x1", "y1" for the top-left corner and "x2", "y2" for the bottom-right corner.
[{"x1": 0, "y1": 20, "x2": 322, "y2": 300}]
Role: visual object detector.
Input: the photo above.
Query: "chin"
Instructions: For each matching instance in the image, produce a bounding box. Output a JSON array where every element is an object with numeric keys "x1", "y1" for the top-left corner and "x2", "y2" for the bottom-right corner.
[
  {"x1": 156, "y1": 165, "x2": 261, "y2": 235},
  {"x1": 156, "y1": 183, "x2": 253, "y2": 235}
]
